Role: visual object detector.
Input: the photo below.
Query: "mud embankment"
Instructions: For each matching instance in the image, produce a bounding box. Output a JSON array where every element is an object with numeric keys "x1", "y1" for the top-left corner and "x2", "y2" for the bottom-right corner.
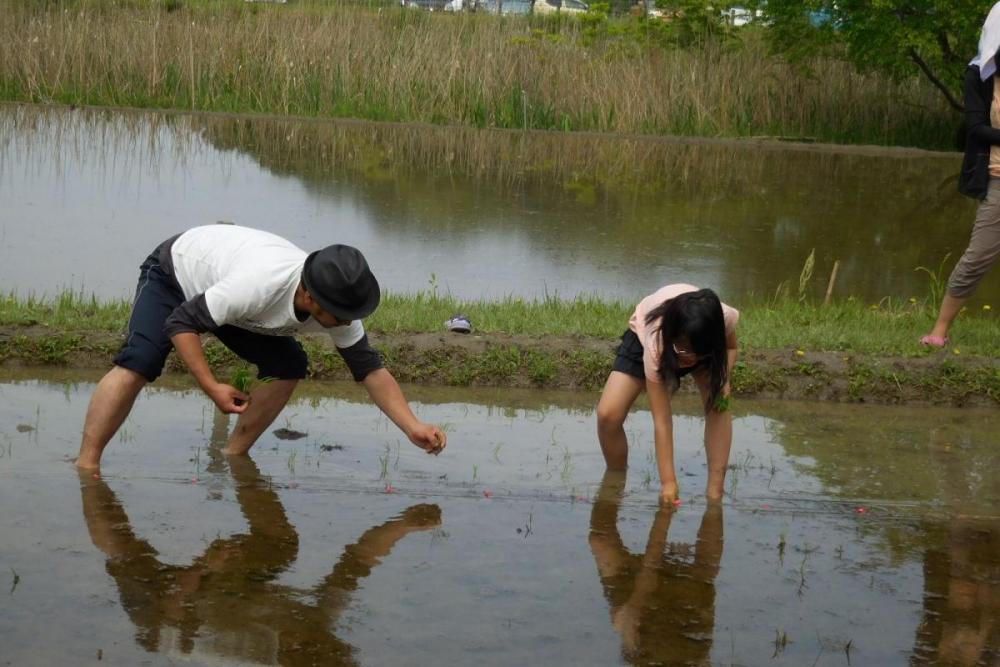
[{"x1": 1, "y1": 326, "x2": 998, "y2": 408}]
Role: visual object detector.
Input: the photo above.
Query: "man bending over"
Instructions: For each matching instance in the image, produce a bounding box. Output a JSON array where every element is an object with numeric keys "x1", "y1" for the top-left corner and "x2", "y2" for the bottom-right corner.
[{"x1": 76, "y1": 224, "x2": 446, "y2": 469}]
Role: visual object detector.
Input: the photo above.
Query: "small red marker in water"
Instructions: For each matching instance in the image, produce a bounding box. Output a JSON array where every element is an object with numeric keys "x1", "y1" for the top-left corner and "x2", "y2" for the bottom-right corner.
[
  {"x1": 761, "y1": 504, "x2": 772, "y2": 510},
  {"x1": 855, "y1": 507, "x2": 867, "y2": 514},
  {"x1": 483, "y1": 490, "x2": 493, "y2": 498},
  {"x1": 385, "y1": 484, "x2": 396, "y2": 494},
  {"x1": 191, "y1": 477, "x2": 198, "y2": 484}
]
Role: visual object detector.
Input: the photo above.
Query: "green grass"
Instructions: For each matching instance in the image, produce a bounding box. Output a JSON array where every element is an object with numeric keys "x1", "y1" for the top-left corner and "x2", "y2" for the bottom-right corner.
[
  {"x1": 3, "y1": 289, "x2": 1000, "y2": 358},
  {"x1": 0, "y1": 291, "x2": 131, "y2": 330}
]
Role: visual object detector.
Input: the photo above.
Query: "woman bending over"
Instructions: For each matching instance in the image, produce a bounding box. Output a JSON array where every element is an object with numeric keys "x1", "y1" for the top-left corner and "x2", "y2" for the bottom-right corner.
[{"x1": 596, "y1": 284, "x2": 739, "y2": 504}]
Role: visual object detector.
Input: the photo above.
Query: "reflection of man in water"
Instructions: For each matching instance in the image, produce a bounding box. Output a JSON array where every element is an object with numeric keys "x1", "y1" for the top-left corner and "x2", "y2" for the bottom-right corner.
[
  {"x1": 78, "y1": 439, "x2": 441, "y2": 665},
  {"x1": 588, "y1": 471, "x2": 724, "y2": 665}
]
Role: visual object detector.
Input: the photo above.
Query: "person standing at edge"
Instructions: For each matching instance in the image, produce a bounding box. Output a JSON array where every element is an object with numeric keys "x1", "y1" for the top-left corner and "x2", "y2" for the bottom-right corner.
[
  {"x1": 922, "y1": 2, "x2": 1000, "y2": 347},
  {"x1": 75, "y1": 224, "x2": 446, "y2": 469}
]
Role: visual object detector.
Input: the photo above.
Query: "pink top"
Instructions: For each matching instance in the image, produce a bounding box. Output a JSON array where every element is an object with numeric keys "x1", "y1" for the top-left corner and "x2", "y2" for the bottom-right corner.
[{"x1": 628, "y1": 283, "x2": 740, "y2": 383}]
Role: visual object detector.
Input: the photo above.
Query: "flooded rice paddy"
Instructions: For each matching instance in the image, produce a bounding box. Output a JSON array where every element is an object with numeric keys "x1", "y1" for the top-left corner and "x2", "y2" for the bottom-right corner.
[
  {"x1": 1, "y1": 369, "x2": 997, "y2": 666},
  {"x1": 2, "y1": 105, "x2": 996, "y2": 305}
]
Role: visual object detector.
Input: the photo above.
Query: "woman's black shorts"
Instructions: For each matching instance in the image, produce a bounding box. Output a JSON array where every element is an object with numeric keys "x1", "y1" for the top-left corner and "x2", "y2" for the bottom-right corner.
[{"x1": 611, "y1": 329, "x2": 699, "y2": 381}]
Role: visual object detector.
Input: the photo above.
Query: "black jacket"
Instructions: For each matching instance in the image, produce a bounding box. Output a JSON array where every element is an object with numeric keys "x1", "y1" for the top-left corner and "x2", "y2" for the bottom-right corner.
[{"x1": 960, "y1": 65, "x2": 1000, "y2": 199}]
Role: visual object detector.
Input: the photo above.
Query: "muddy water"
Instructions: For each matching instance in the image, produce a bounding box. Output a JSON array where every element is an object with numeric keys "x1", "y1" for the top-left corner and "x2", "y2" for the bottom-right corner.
[
  {"x1": 0, "y1": 370, "x2": 997, "y2": 665},
  {"x1": 3, "y1": 105, "x2": 995, "y2": 306}
]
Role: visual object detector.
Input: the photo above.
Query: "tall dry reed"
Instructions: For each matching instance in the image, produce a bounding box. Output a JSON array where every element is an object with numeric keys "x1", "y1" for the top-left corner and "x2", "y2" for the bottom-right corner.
[{"x1": 0, "y1": 0, "x2": 957, "y2": 147}]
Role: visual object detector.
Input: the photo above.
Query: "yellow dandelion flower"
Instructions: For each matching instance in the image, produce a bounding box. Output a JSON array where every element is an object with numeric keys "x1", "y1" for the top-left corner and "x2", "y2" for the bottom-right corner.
[
  {"x1": 984, "y1": 304, "x2": 992, "y2": 311},
  {"x1": 795, "y1": 350, "x2": 805, "y2": 357}
]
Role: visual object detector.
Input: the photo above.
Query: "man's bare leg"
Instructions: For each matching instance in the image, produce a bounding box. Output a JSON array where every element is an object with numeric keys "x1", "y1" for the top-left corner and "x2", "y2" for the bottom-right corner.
[
  {"x1": 76, "y1": 366, "x2": 148, "y2": 469},
  {"x1": 224, "y1": 379, "x2": 298, "y2": 455}
]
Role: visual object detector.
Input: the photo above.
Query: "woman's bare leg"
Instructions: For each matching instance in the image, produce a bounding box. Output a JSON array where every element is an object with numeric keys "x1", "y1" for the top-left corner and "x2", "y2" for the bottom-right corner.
[{"x1": 596, "y1": 371, "x2": 644, "y2": 469}]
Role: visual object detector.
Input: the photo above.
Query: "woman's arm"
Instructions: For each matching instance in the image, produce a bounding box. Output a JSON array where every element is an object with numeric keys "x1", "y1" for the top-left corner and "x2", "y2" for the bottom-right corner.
[
  {"x1": 646, "y1": 380, "x2": 678, "y2": 503},
  {"x1": 724, "y1": 330, "x2": 739, "y2": 396}
]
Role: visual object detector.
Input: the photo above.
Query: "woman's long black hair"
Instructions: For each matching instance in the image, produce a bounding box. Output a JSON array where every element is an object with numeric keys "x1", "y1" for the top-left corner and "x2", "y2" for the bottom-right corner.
[{"x1": 644, "y1": 288, "x2": 729, "y2": 412}]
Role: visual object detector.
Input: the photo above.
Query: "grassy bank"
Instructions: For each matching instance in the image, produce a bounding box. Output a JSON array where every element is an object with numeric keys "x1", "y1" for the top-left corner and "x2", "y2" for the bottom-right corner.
[
  {"x1": 4, "y1": 290, "x2": 1000, "y2": 356},
  {"x1": 3, "y1": 291, "x2": 1000, "y2": 406},
  {"x1": 0, "y1": 0, "x2": 956, "y2": 148}
]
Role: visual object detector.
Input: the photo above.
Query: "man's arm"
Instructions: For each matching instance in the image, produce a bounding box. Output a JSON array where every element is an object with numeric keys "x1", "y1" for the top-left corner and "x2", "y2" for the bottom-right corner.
[
  {"x1": 361, "y1": 368, "x2": 446, "y2": 454},
  {"x1": 171, "y1": 332, "x2": 249, "y2": 414}
]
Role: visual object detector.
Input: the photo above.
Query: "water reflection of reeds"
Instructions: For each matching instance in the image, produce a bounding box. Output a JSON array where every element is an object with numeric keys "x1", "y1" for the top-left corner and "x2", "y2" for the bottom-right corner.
[
  {"x1": 193, "y1": 112, "x2": 961, "y2": 196},
  {"x1": 2, "y1": 104, "x2": 960, "y2": 197},
  {"x1": 3, "y1": 104, "x2": 981, "y2": 304}
]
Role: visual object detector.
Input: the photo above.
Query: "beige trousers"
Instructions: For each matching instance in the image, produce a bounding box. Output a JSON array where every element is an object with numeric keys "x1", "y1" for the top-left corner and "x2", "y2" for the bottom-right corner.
[{"x1": 948, "y1": 178, "x2": 1000, "y2": 298}]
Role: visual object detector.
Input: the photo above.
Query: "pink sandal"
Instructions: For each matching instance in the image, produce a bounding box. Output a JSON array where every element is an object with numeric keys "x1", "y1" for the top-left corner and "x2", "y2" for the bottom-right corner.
[{"x1": 919, "y1": 334, "x2": 950, "y2": 348}]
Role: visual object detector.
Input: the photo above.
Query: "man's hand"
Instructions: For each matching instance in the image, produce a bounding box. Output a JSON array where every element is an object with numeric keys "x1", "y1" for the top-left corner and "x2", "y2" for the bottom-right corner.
[
  {"x1": 407, "y1": 423, "x2": 447, "y2": 455},
  {"x1": 207, "y1": 382, "x2": 250, "y2": 414}
]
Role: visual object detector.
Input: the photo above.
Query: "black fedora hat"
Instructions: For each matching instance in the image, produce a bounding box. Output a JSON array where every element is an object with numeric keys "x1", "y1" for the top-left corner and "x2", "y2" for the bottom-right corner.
[{"x1": 302, "y1": 245, "x2": 380, "y2": 320}]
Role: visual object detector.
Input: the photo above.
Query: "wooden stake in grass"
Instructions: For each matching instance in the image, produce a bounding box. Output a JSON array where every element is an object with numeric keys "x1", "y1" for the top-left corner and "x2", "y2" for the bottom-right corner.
[{"x1": 823, "y1": 260, "x2": 840, "y2": 307}]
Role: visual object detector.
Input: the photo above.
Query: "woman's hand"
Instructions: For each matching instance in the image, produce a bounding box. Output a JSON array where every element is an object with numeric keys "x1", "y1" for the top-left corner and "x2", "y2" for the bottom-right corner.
[{"x1": 659, "y1": 480, "x2": 679, "y2": 506}]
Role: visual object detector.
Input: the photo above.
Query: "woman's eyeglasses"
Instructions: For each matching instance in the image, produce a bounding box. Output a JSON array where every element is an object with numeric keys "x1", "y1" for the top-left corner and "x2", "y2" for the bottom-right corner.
[{"x1": 672, "y1": 342, "x2": 711, "y2": 362}]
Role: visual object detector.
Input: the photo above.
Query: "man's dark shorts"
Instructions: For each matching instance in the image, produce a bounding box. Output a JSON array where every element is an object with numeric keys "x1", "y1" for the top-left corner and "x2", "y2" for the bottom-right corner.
[
  {"x1": 612, "y1": 329, "x2": 700, "y2": 381},
  {"x1": 113, "y1": 240, "x2": 308, "y2": 383}
]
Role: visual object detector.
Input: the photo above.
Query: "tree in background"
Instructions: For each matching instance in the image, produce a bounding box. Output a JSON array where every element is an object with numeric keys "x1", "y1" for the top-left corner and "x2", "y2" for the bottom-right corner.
[{"x1": 763, "y1": 0, "x2": 988, "y2": 113}]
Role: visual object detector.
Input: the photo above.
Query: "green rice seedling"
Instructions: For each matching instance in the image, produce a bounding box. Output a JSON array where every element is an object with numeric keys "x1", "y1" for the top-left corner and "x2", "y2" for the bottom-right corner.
[
  {"x1": 560, "y1": 445, "x2": 572, "y2": 484},
  {"x1": 771, "y1": 630, "x2": 789, "y2": 659},
  {"x1": 229, "y1": 365, "x2": 274, "y2": 400}
]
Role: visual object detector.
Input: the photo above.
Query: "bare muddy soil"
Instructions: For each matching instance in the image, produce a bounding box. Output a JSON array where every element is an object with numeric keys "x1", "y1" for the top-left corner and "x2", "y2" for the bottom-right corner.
[{"x1": 1, "y1": 325, "x2": 997, "y2": 407}]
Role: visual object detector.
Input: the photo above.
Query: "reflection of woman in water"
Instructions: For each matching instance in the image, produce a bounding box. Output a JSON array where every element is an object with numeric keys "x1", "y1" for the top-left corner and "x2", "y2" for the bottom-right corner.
[
  {"x1": 588, "y1": 471, "x2": 724, "y2": 665},
  {"x1": 910, "y1": 425, "x2": 1000, "y2": 665},
  {"x1": 78, "y1": 446, "x2": 441, "y2": 665}
]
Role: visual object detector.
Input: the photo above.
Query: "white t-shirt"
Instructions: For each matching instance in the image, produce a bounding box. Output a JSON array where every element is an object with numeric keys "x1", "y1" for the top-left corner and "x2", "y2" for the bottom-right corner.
[{"x1": 170, "y1": 224, "x2": 365, "y2": 348}]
